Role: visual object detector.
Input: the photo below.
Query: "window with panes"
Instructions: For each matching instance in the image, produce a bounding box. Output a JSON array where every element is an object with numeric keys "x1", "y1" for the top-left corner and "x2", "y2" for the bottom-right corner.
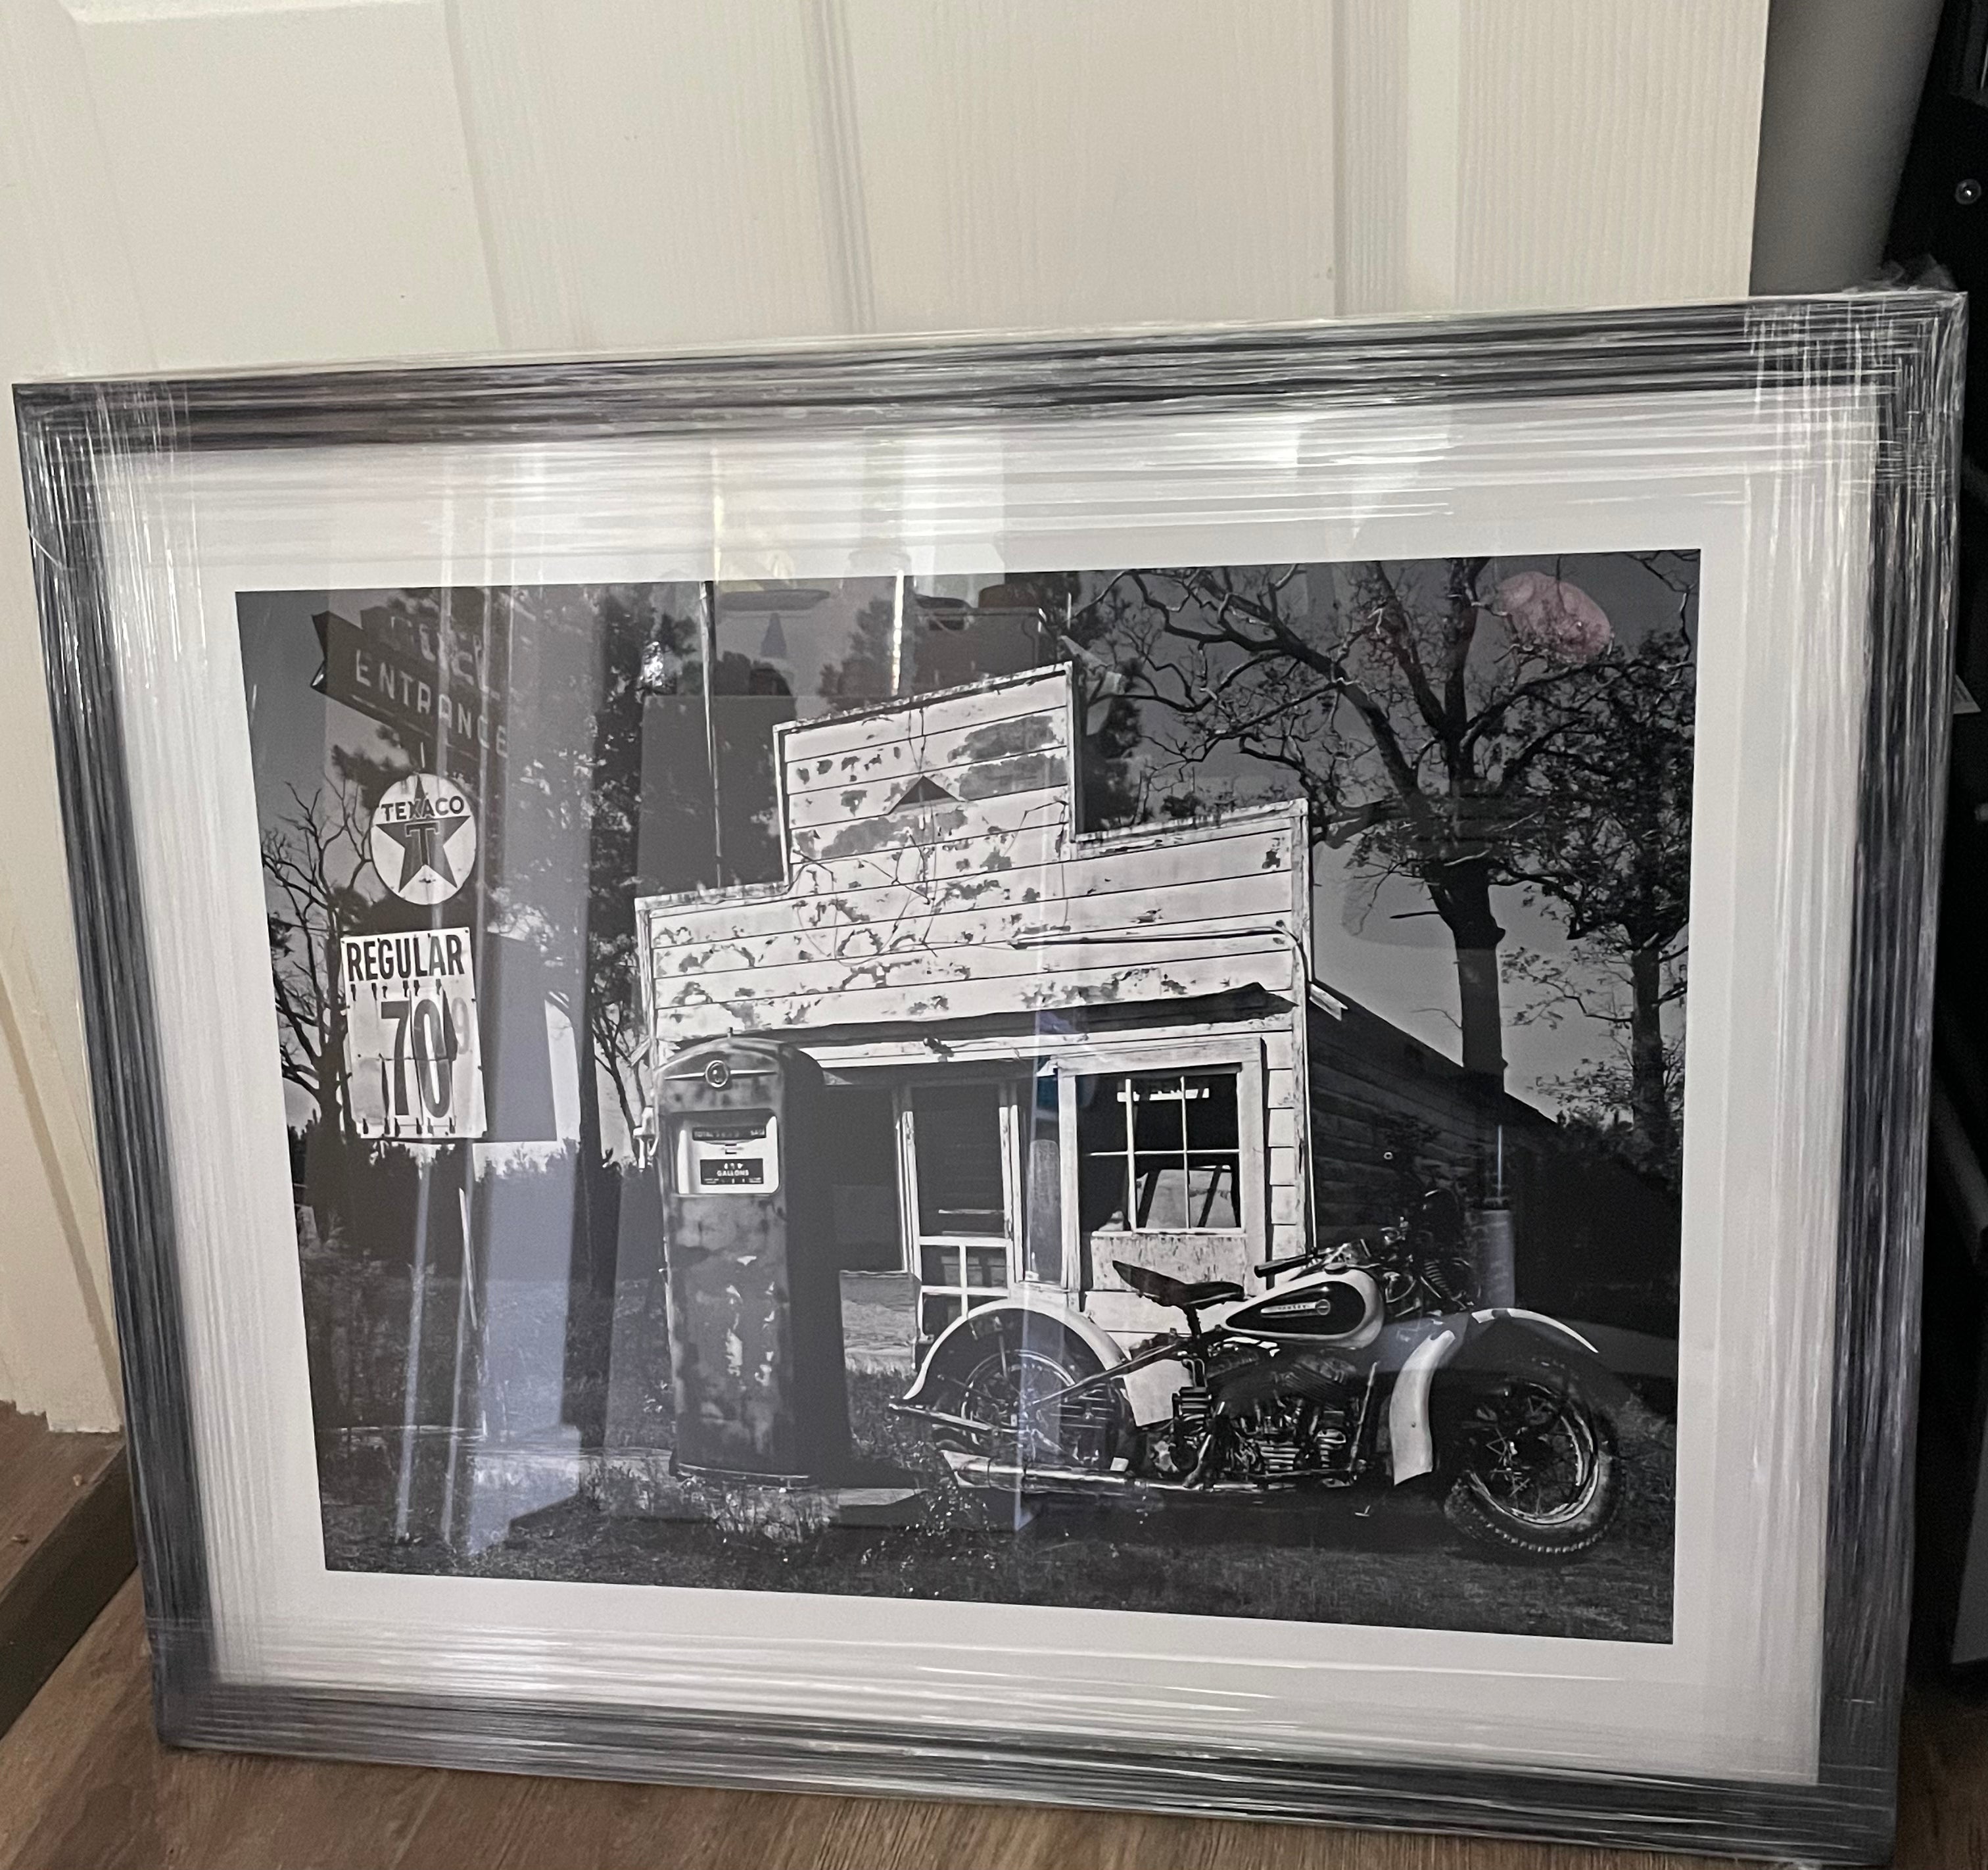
[{"x1": 1075, "y1": 1070, "x2": 1242, "y2": 1234}]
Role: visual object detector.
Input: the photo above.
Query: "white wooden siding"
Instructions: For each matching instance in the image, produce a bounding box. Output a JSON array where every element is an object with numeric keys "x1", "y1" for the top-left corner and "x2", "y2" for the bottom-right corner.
[
  {"x1": 1264, "y1": 1026, "x2": 1306, "y2": 1266},
  {"x1": 644, "y1": 670, "x2": 1306, "y2": 1041},
  {"x1": 783, "y1": 671, "x2": 1069, "y2": 766}
]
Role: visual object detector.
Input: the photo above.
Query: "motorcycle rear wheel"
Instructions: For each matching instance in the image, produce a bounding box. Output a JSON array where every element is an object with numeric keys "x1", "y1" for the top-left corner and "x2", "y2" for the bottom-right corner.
[
  {"x1": 951, "y1": 1342, "x2": 1124, "y2": 1474},
  {"x1": 1442, "y1": 1362, "x2": 1621, "y2": 1560}
]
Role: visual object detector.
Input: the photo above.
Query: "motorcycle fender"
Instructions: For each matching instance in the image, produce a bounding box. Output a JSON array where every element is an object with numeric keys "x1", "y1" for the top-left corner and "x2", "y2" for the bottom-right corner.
[
  {"x1": 1386, "y1": 1308, "x2": 1632, "y2": 1487},
  {"x1": 1456, "y1": 1310, "x2": 1634, "y2": 1414},
  {"x1": 1386, "y1": 1325, "x2": 1459, "y2": 1485},
  {"x1": 901, "y1": 1295, "x2": 1180, "y2": 1429},
  {"x1": 1471, "y1": 1307, "x2": 1599, "y2": 1356}
]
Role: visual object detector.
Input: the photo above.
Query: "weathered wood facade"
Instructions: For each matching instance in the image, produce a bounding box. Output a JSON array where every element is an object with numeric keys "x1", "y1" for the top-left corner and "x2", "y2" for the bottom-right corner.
[
  {"x1": 635, "y1": 665, "x2": 1595, "y2": 1370},
  {"x1": 637, "y1": 668, "x2": 1316, "y2": 1362},
  {"x1": 642, "y1": 669, "x2": 1307, "y2": 1044}
]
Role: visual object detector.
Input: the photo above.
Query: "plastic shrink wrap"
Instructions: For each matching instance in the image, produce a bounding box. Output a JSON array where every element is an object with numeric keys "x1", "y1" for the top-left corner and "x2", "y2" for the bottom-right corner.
[{"x1": 14, "y1": 295, "x2": 1963, "y2": 1863}]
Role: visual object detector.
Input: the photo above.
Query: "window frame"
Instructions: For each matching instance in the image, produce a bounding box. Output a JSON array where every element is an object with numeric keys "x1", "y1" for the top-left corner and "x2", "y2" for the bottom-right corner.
[
  {"x1": 1077, "y1": 1069, "x2": 1246, "y2": 1237},
  {"x1": 1047, "y1": 1036, "x2": 1269, "y2": 1291}
]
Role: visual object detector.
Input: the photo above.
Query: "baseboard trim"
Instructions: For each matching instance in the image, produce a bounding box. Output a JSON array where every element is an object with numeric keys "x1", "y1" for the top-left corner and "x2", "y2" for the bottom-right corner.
[{"x1": 0, "y1": 1439, "x2": 133, "y2": 1738}]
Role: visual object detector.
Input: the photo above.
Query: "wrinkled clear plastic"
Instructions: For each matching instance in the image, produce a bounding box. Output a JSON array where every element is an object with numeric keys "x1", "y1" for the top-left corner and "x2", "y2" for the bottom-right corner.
[{"x1": 13, "y1": 297, "x2": 1962, "y2": 1864}]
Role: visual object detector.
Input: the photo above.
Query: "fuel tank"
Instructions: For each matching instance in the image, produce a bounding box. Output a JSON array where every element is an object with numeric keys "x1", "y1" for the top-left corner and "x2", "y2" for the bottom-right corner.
[{"x1": 1223, "y1": 1266, "x2": 1384, "y2": 1349}]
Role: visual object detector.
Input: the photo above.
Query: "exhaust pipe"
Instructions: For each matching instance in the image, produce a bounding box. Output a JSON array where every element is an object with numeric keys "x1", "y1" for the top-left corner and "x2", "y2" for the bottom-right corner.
[{"x1": 937, "y1": 1447, "x2": 1327, "y2": 1498}]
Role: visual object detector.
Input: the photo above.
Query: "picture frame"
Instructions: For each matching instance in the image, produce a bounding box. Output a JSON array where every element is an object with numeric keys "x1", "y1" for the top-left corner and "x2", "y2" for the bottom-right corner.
[{"x1": 15, "y1": 296, "x2": 1960, "y2": 1863}]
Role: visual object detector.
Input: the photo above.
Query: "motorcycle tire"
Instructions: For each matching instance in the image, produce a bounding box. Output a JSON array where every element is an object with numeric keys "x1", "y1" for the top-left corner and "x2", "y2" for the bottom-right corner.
[
  {"x1": 940, "y1": 1314, "x2": 1126, "y2": 1476},
  {"x1": 1440, "y1": 1359, "x2": 1622, "y2": 1562}
]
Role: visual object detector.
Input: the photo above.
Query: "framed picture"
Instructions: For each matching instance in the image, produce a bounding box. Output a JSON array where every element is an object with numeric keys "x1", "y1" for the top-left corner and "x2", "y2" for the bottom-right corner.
[{"x1": 16, "y1": 298, "x2": 1959, "y2": 1863}]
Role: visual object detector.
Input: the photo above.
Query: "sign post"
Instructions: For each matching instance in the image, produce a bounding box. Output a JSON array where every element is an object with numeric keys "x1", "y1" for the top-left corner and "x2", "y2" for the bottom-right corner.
[{"x1": 312, "y1": 602, "x2": 511, "y2": 1547}]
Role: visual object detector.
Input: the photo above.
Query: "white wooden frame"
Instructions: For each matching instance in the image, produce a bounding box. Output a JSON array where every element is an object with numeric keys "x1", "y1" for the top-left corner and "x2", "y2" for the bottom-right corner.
[
  {"x1": 1051, "y1": 1036, "x2": 1270, "y2": 1306},
  {"x1": 895, "y1": 1078, "x2": 1026, "y2": 1341}
]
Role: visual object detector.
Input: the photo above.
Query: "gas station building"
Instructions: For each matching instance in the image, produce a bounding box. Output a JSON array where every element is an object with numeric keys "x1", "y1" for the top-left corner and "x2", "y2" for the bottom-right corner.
[{"x1": 638, "y1": 665, "x2": 1362, "y2": 1370}]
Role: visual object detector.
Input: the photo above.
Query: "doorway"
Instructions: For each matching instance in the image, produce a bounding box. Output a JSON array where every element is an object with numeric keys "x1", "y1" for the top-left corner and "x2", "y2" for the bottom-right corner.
[{"x1": 903, "y1": 1082, "x2": 1019, "y2": 1345}]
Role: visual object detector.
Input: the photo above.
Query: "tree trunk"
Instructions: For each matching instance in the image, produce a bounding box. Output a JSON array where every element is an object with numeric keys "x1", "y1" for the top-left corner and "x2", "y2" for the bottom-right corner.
[
  {"x1": 561, "y1": 603, "x2": 645, "y2": 1447},
  {"x1": 310, "y1": 974, "x2": 350, "y2": 1237},
  {"x1": 1627, "y1": 943, "x2": 1676, "y2": 1177},
  {"x1": 1432, "y1": 863, "x2": 1507, "y2": 1086}
]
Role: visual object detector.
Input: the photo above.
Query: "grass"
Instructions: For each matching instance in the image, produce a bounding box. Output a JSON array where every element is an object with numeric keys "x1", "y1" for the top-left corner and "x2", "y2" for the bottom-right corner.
[{"x1": 321, "y1": 1373, "x2": 1676, "y2": 1644}]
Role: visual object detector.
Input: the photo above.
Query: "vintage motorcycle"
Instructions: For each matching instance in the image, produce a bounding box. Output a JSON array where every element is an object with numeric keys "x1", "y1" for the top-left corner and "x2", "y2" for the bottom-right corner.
[{"x1": 893, "y1": 1193, "x2": 1626, "y2": 1560}]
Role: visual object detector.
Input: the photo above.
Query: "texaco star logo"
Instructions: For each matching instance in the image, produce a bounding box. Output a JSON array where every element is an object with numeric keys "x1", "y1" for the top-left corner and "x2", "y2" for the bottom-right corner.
[{"x1": 371, "y1": 773, "x2": 477, "y2": 905}]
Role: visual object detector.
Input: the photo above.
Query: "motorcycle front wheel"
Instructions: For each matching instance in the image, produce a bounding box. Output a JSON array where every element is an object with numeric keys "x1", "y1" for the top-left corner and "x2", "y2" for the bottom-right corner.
[{"x1": 1442, "y1": 1362, "x2": 1621, "y2": 1560}]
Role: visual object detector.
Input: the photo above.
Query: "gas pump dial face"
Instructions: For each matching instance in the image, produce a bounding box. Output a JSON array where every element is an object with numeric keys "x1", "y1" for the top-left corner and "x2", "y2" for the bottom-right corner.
[{"x1": 674, "y1": 1111, "x2": 780, "y2": 1195}]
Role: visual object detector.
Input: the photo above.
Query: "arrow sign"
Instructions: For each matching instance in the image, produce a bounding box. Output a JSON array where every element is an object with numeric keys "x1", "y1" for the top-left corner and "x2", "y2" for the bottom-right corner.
[{"x1": 313, "y1": 607, "x2": 508, "y2": 784}]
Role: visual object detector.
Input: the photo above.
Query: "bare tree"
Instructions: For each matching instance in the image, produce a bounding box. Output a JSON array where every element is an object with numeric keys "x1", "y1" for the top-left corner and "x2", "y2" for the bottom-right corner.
[
  {"x1": 1102, "y1": 559, "x2": 1626, "y2": 1085},
  {"x1": 1502, "y1": 614, "x2": 1695, "y2": 1165},
  {"x1": 1505, "y1": 942, "x2": 1687, "y2": 1184},
  {"x1": 262, "y1": 780, "x2": 375, "y2": 1154}
]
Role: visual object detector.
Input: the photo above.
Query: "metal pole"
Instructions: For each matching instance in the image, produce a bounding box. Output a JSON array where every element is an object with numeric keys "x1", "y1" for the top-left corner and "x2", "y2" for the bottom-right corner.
[
  {"x1": 701, "y1": 579, "x2": 724, "y2": 884},
  {"x1": 1478, "y1": 1122, "x2": 1516, "y2": 1307},
  {"x1": 439, "y1": 1151, "x2": 477, "y2": 1547},
  {"x1": 392, "y1": 1155, "x2": 436, "y2": 1541},
  {"x1": 889, "y1": 573, "x2": 907, "y2": 696}
]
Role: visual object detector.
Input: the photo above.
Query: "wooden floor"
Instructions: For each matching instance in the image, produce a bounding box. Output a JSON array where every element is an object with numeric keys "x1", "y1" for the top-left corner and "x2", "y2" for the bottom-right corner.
[{"x1": 0, "y1": 1577, "x2": 1982, "y2": 1869}]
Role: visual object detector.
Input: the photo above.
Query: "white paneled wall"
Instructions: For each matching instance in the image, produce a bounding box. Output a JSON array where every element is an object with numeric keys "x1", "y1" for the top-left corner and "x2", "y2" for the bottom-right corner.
[{"x1": 0, "y1": 0, "x2": 1768, "y2": 1428}]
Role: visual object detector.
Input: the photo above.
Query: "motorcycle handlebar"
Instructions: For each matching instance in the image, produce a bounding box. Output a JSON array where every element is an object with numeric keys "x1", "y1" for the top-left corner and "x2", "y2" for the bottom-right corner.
[
  {"x1": 1255, "y1": 1223, "x2": 1409, "y2": 1280},
  {"x1": 1253, "y1": 1248, "x2": 1319, "y2": 1278}
]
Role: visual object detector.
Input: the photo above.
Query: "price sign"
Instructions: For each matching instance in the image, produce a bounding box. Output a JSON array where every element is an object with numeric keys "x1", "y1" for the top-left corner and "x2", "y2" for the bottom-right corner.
[{"x1": 341, "y1": 927, "x2": 487, "y2": 1141}]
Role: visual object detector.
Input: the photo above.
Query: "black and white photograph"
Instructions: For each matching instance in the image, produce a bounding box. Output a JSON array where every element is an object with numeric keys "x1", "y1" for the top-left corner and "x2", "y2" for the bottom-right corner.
[{"x1": 241, "y1": 552, "x2": 1695, "y2": 1645}]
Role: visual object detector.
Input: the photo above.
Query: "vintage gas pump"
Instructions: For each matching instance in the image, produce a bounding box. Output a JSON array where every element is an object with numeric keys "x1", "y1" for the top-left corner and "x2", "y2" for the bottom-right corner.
[{"x1": 650, "y1": 1039, "x2": 851, "y2": 1482}]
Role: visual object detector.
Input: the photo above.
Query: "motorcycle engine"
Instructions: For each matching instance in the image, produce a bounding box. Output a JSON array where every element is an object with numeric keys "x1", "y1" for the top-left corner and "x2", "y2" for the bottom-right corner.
[{"x1": 1161, "y1": 1349, "x2": 1361, "y2": 1483}]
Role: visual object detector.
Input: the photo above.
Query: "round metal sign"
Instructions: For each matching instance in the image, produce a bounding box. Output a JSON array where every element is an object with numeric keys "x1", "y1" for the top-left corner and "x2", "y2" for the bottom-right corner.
[{"x1": 370, "y1": 773, "x2": 477, "y2": 905}]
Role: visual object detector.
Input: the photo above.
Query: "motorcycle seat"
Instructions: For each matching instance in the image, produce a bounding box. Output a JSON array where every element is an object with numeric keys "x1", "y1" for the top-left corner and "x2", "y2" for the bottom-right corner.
[{"x1": 1113, "y1": 1260, "x2": 1245, "y2": 1312}]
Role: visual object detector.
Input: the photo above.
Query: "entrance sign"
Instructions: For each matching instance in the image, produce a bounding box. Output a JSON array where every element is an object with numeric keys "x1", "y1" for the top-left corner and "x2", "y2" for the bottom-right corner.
[{"x1": 312, "y1": 606, "x2": 508, "y2": 781}]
